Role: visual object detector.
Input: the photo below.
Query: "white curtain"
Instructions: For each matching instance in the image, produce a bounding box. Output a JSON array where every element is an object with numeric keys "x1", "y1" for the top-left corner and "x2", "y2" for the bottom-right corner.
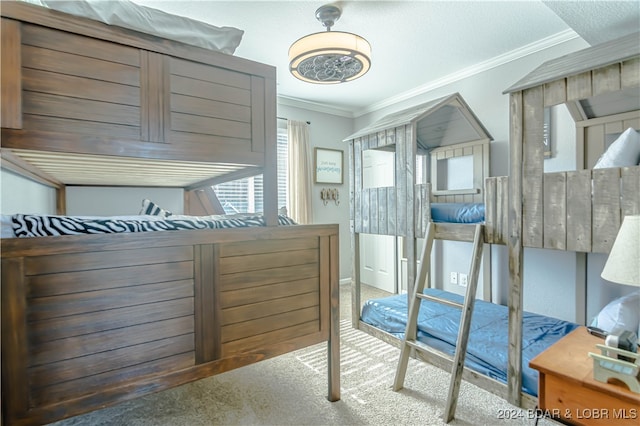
[{"x1": 287, "y1": 120, "x2": 313, "y2": 224}]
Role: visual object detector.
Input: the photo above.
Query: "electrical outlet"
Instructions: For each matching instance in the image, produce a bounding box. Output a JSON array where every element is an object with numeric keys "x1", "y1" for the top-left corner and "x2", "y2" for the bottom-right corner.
[
  {"x1": 459, "y1": 273, "x2": 468, "y2": 287},
  {"x1": 450, "y1": 272, "x2": 458, "y2": 285}
]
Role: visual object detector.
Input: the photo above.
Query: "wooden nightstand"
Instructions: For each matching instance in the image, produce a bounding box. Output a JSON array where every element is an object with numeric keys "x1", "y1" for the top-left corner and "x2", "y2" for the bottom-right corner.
[{"x1": 530, "y1": 327, "x2": 640, "y2": 425}]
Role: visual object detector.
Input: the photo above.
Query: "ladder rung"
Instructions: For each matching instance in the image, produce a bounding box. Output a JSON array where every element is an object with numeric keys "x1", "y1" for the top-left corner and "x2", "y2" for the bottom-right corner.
[
  {"x1": 406, "y1": 339, "x2": 456, "y2": 361},
  {"x1": 417, "y1": 292, "x2": 464, "y2": 309}
]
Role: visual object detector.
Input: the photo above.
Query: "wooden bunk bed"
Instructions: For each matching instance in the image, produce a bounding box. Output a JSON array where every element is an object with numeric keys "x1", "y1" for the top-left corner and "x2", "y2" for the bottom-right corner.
[
  {"x1": 1, "y1": 2, "x2": 340, "y2": 425},
  {"x1": 344, "y1": 93, "x2": 543, "y2": 407},
  {"x1": 504, "y1": 31, "x2": 640, "y2": 406}
]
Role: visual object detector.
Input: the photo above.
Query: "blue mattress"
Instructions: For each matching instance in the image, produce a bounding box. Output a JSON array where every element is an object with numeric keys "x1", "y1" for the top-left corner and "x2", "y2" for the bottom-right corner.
[
  {"x1": 431, "y1": 203, "x2": 484, "y2": 223},
  {"x1": 360, "y1": 288, "x2": 579, "y2": 396}
]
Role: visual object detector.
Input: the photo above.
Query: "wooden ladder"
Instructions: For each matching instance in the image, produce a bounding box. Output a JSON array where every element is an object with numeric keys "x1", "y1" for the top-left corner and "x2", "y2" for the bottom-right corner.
[{"x1": 393, "y1": 221, "x2": 485, "y2": 423}]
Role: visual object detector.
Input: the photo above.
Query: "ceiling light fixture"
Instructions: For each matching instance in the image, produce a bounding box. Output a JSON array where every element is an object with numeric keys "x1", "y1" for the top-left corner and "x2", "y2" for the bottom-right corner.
[{"x1": 288, "y1": 4, "x2": 371, "y2": 84}]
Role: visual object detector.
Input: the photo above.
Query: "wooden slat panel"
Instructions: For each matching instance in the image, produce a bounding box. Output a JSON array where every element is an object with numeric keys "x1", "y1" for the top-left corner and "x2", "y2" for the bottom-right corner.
[
  {"x1": 354, "y1": 138, "x2": 362, "y2": 233},
  {"x1": 220, "y1": 248, "x2": 318, "y2": 274},
  {"x1": 220, "y1": 237, "x2": 318, "y2": 257},
  {"x1": 31, "y1": 316, "x2": 194, "y2": 367},
  {"x1": 219, "y1": 263, "x2": 318, "y2": 291},
  {"x1": 484, "y1": 177, "x2": 496, "y2": 243},
  {"x1": 25, "y1": 245, "x2": 193, "y2": 275},
  {"x1": 388, "y1": 181, "x2": 397, "y2": 235},
  {"x1": 23, "y1": 91, "x2": 140, "y2": 126},
  {"x1": 1, "y1": 18, "x2": 22, "y2": 129},
  {"x1": 221, "y1": 306, "x2": 318, "y2": 343},
  {"x1": 522, "y1": 86, "x2": 544, "y2": 248},
  {"x1": 592, "y1": 63, "x2": 621, "y2": 97},
  {"x1": 28, "y1": 280, "x2": 194, "y2": 321},
  {"x1": 566, "y1": 170, "x2": 592, "y2": 252},
  {"x1": 378, "y1": 187, "x2": 388, "y2": 235},
  {"x1": 23, "y1": 68, "x2": 140, "y2": 106},
  {"x1": 171, "y1": 56, "x2": 251, "y2": 89},
  {"x1": 543, "y1": 172, "x2": 567, "y2": 250},
  {"x1": 222, "y1": 292, "x2": 319, "y2": 326},
  {"x1": 621, "y1": 166, "x2": 640, "y2": 216},
  {"x1": 370, "y1": 185, "x2": 378, "y2": 234},
  {"x1": 194, "y1": 244, "x2": 218, "y2": 364},
  {"x1": 250, "y1": 75, "x2": 266, "y2": 154},
  {"x1": 172, "y1": 93, "x2": 250, "y2": 123},
  {"x1": 567, "y1": 71, "x2": 592, "y2": 101},
  {"x1": 168, "y1": 131, "x2": 253, "y2": 154},
  {"x1": 1, "y1": 257, "x2": 30, "y2": 417},
  {"x1": 22, "y1": 115, "x2": 141, "y2": 140},
  {"x1": 498, "y1": 176, "x2": 509, "y2": 245},
  {"x1": 30, "y1": 297, "x2": 194, "y2": 344},
  {"x1": 362, "y1": 187, "x2": 370, "y2": 234},
  {"x1": 171, "y1": 74, "x2": 250, "y2": 106},
  {"x1": 621, "y1": 57, "x2": 640, "y2": 89},
  {"x1": 543, "y1": 79, "x2": 567, "y2": 106},
  {"x1": 221, "y1": 321, "x2": 319, "y2": 357},
  {"x1": 171, "y1": 112, "x2": 251, "y2": 139},
  {"x1": 22, "y1": 45, "x2": 140, "y2": 86},
  {"x1": 29, "y1": 332, "x2": 195, "y2": 388},
  {"x1": 22, "y1": 22, "x2": 140, "y2": 66},
  {"x1": 32, "y1": 352, "x2": 194, "y2": 407},
  {"x1": 220, "y1": 277, "x2": 318, "y2": 308},
  {"x1": 592, "y1": 168, "x2": 621, "y2": 253},
  {"x1": 585, "y1": 124, "x2": 606, "y2": 168},
  {"x1": 141, "y1": 50, "x2": 168, "y2": 143},
  {"x1": 396, "y1": 126, "x2": 407, "y2": 236}
]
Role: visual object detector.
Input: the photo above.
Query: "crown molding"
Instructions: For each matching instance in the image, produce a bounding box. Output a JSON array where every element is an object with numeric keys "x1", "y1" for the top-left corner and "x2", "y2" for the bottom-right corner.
[
  {"x1": 353, "y1": 29, "x2": 580, "y2": 117},
  {"x1": 277, "y1": 95, "x2": 355, "y2": 118}
]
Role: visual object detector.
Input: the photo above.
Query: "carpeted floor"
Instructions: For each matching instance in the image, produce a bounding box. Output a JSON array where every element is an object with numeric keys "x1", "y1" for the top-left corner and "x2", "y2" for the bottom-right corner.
[{"x1": 51, "y1": 284, "x2": 555, "y2": 426}]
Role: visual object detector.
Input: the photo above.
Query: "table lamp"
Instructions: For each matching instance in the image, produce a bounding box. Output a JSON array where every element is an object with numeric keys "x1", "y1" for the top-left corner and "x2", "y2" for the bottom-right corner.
[
  {"x1": 590, "y1": 215, "x2": 640, "y2": 393},
  {"x1": 601, "y1": 215, "x2": 640, "y2": 287}
]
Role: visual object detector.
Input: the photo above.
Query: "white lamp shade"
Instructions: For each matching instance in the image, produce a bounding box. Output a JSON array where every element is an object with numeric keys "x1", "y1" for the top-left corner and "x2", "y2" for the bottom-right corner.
[
  {"x1": 601, "y1": 215, "x2": 640, "y2": 286},
  {"x1": 288, "y1": 31, "x2": 371, "y2": 84}
]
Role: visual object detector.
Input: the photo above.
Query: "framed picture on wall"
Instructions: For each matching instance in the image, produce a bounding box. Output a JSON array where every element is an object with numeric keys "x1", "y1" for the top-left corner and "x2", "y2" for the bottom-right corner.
[{"x1": 314, "y1": 148, "x2": 343, "y2": 184}]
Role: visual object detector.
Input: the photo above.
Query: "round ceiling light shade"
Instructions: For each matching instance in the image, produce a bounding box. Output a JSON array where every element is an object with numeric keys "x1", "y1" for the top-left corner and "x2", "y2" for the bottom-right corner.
[{"x1": 289, "y1": 5, "x2": 371, "y2": 84}]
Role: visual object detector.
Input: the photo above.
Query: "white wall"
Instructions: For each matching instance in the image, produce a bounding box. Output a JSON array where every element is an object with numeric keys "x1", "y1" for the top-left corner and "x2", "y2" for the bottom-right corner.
[
  {"x1": 66, "y1": 187, "x2": 183, "y2": 216},
  {"x1": 1, "y1": 169, "x2": 56, "y2": 215}
]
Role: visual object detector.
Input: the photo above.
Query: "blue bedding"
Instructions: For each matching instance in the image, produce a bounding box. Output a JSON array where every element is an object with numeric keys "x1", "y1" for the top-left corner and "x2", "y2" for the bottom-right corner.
[
  {"x1": 431, "y1": 203, "x2": 484, "y2": 223},
  {"x1": 360, "y1": 288, "x2": 579, "y2": 396}
]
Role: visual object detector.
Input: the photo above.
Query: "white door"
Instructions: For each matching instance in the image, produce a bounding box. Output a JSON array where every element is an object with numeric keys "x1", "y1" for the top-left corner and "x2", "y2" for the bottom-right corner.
[{"x1": 360, "y1": 149, "x2": 396, "y2": 293}]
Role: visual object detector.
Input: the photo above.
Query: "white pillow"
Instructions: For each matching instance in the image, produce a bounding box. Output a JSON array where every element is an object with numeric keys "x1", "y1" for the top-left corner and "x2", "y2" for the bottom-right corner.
[
  {"x1": 590, "y1": 291, "x2": 640, "y2": 334},
  {"x1": 593, "y1": 127, "x2": 640, "y2": 169}
]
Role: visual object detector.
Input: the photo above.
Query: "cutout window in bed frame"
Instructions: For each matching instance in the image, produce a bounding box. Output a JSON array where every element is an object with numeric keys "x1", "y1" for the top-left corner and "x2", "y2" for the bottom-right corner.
[
  {"x1": 362, "y1": 147, "x2": 395, "y2": 189},
  {"x1": 436, "y1": 155, "x2": 474, "y2": 191}
]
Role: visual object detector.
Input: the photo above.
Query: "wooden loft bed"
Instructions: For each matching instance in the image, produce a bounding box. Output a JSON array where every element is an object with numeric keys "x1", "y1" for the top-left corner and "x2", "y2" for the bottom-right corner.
[
  {"x1": 1, "y1": 2, "x2": 340, "y2": 425},
  {"x1": 343, "y1": 93, "x2": 530, "y2": 405},
  {"x1": 344, "y1": 92, "x2": 500, "y2": 302},
  {"x1": 504, "y1": 31, "x2": 640, "y2": 406}
]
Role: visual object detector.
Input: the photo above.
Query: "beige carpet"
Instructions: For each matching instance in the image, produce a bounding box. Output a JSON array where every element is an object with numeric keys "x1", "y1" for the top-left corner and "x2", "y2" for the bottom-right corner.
[{"x1": 51, "y1": 284, "x2": 555, "y2": 426}]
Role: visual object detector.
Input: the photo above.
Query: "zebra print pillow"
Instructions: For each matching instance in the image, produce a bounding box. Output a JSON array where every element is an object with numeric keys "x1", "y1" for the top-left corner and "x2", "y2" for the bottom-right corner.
[
  {"x1": 11, "y1": 214, "x2": 296, "y2": 237},
  {"x1": 139, "y1": 199, "x2": 172, "y2": 217}
]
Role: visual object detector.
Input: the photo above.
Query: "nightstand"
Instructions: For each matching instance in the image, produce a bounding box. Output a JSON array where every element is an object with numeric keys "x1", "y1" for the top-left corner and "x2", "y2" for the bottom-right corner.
[{"x1": 529, "y1": 327, "x2": 640, "y2": 425}]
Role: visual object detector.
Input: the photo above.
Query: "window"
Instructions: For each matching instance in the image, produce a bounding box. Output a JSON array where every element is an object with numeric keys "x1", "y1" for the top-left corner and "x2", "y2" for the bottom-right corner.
[{"x1": 213, "y1": 126, "x2": 288, "y2": 214}]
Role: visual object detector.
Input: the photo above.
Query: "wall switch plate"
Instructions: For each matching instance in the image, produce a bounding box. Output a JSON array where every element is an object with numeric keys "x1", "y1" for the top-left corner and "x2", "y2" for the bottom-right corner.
[
  {"x1": 459, "y1": 273, "x2": 468, "y2": 287},
  {"x1": 450, "y1": 272, "x2": 458, "y2": 284}
]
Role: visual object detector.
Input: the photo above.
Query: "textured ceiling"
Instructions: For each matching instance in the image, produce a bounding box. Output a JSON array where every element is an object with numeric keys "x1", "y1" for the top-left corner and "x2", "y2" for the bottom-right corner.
[{"x1": 131, "y1": 1, "x2": 640, "y2": 116}]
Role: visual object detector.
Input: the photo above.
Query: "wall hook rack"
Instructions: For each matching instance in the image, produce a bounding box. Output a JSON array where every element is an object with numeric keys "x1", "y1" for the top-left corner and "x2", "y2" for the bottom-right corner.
[{"x1": 320, "y1": 188, "x2": 339, "y2": 206}]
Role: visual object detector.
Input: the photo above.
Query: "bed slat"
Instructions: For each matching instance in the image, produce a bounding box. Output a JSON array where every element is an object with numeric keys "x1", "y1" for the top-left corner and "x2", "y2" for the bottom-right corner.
[
  {"x1": 219, "y1": 263, "x2": 319, "y2": 291},
  {"x1": 543, "y1": 172, "x2": 567, "y2": 250},
  {"x1": 566, "y1": 170, "x2": 592, "y2": 252},
  {"x1": 592, "y1": 168, "x2": 622, "y2": 253},
  {"x1": 621, "y1": 167, "x2": 640, "y2": 216}
]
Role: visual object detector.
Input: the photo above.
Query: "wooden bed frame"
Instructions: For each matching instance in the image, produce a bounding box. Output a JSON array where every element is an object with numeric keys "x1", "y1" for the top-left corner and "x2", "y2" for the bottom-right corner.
[
  {"x1": 345, "y1": 33, "x2": 639, "y2": 413},
  {"x1": 504, "y1": 31, "x2": 640, "y2": 406},
  {"x1": 1, "y1": 3, "x2": 340, "y2": 425}
]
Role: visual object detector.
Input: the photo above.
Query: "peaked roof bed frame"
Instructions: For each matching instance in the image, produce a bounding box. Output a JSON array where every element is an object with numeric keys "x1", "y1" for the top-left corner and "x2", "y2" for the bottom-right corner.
[{"x1": 504, "y1": 31, "x2": 640, "y2": 406}]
